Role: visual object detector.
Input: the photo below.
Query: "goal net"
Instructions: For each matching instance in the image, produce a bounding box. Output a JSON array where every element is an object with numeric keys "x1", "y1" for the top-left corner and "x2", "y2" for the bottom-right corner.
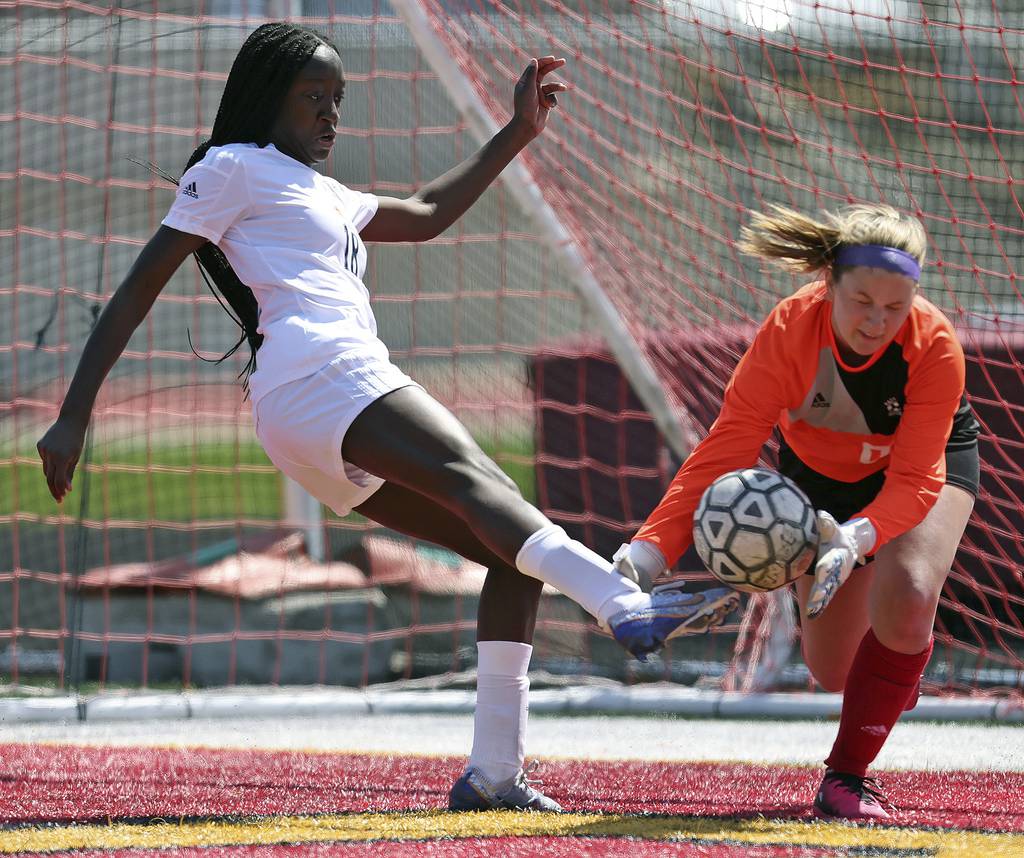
[{"x1": 3, "y1": 0, "x2": 1022, "y2": 702}]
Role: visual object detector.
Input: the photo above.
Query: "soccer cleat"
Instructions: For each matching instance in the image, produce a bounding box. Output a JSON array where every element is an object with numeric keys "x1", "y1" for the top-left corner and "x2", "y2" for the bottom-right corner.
[
  {"x1": 813, "y1": 768, "x2": 894, "y2": 821},
  {"x1": 448, "y1": 764, "x2": 563, "y2": 812},
  {"x1": 607, "y1": 583, "x2": 741, "y2": 661}
]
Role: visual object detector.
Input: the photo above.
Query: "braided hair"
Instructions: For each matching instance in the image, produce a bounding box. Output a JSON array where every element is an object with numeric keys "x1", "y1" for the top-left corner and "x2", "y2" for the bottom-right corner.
[{"x1": 182, "y1": 23, "x2": 341, "y2": 390}]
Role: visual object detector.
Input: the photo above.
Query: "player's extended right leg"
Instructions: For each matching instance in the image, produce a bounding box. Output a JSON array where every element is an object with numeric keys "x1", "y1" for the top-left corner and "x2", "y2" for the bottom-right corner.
[{"x1": 607, "y1": 583, "x2": 741, "y2": 661}]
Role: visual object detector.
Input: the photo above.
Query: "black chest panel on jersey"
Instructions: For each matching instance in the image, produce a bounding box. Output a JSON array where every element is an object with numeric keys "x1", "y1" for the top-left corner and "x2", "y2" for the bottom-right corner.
[{"x1": 835, "y1": 342, "x2": 908, "y2": 436}]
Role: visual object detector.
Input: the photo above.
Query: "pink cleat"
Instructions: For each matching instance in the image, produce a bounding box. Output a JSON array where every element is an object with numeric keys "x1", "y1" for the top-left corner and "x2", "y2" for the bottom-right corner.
[{"x1": 813, "y1": 768, "x2": 893, "y2": 821}]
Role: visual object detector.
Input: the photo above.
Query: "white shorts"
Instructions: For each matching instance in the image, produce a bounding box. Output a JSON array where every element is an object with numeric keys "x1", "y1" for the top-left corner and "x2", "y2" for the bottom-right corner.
[{"x1": 253, "y1": 354, "x2": 419, "y2": 516}]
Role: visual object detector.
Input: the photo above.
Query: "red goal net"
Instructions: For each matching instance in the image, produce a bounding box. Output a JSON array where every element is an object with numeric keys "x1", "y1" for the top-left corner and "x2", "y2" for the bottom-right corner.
[{"x1": 3, "y1": 0, "x2": 1022, "y2": 701}]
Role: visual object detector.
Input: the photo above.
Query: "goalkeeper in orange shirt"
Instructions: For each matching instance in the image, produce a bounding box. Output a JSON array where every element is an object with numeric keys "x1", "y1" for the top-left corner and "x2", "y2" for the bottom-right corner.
[{"x1": 615, "y1": 204, "x2": 980, "y2": 820}]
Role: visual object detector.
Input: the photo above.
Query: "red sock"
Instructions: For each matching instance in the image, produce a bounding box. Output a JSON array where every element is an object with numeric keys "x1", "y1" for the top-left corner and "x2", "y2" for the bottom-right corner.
[
  {"x1": 825, "y1": 629, "x2": 933, "y2": 777},
  {"x1": 904, "y1": 678, "x2": 921, "y2": 712}
]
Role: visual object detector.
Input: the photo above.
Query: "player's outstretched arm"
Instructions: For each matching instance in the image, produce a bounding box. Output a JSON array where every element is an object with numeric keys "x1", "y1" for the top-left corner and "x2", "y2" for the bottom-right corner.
[
  {"x1": 361, "y1": 57, "x2": 567, "y2": 243},
  {"x1": 37, "y1": 225, "x2": 207, "y2": 503}
]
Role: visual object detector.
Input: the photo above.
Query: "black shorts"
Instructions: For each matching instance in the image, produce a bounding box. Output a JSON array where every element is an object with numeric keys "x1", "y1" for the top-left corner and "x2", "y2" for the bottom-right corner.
[{"x1": 778, "y1": 395, "x2": 980, "y2": 532}]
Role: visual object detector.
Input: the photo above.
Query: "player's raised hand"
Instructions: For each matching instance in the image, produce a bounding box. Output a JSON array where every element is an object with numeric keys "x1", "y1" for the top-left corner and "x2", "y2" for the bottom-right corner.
[
  {"x1": 37, "y1": 416, "x2": 87, "y2": 503},
  {"x1": 806, "y1": 512, "x2": 876, "y2": 618},
  {"x1": 512, "y1": 57, "x2": 568, "y2": 138}
]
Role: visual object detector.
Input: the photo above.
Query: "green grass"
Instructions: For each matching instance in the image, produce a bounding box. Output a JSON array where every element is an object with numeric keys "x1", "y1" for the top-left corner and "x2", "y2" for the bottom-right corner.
[
  {"x1": 5, "y1": 435, "x2": 536, "y2": 523},
  {"x1": 0, "y1": 677, "x2": 193, "y2": 697},
  {"x1": 6, "y1": 442, "x2": 283, "y2": 522}
]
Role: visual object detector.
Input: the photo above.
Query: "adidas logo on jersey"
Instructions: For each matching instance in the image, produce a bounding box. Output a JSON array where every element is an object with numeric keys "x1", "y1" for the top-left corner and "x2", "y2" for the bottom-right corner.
[
  {"x1": 884, "y1": 396, "x2": 902, "y2": 416},
  {"x1": 182, "y1": 181, "x2": 199, "y2": 199},
  {"x1": 811, "y1": 392, "x2": 830, "y2": 408}
]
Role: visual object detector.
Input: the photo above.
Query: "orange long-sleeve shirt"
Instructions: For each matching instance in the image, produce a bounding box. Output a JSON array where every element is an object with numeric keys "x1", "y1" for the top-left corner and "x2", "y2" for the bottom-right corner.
[{"x1": 634, "y1": 282, "x2": 966, "y2": 566}]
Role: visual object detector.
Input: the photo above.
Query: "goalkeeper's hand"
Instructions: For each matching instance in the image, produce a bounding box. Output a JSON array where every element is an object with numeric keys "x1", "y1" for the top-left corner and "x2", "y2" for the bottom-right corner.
[
  {"x1": 612, "y1": 540, "x2": 668, "y2": 591},
  {"x1": 806, "y1": 513, "x2": 877, "y2": 619}
]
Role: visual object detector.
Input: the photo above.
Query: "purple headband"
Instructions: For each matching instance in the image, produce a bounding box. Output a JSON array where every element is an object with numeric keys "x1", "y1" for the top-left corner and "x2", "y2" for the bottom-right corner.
[{"x1": 833, "y1": 244, "x2": 921, "y2": 281}]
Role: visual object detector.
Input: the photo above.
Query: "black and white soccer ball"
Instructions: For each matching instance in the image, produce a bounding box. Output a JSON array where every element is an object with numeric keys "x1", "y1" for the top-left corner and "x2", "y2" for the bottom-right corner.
[{"x1": 692, "y1": 467, "x2": 818, "y2": 593}]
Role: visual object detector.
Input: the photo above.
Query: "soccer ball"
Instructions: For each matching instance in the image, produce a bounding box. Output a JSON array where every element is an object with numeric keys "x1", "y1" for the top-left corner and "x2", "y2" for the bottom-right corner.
[{"x1": 692, "y1": 467, "x2": 818, "y2": 593}]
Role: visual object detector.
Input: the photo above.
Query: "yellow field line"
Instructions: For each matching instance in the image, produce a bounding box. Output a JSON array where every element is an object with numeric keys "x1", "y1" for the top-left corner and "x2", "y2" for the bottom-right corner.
[{"x1": 2, "y1": 812, "x2": 1021, "y2": 856}]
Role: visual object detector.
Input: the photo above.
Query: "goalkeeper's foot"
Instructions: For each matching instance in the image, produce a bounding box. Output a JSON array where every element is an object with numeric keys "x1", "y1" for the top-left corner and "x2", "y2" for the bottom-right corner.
[
  {"x1": 812, "y1": 768, "x2": 893, "y2": 821},
  {"x1": 448, "y1": 764, "x2": 563, "y2": 812},
  {"x1": 607, "y1": 583, "x2": 740, "y2": 661}
]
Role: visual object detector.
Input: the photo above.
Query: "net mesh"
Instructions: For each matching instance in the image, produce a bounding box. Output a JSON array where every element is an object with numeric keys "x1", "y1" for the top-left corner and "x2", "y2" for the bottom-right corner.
[{"x1": 3, "y1": 0, "x2": 1022, "y2": 698}]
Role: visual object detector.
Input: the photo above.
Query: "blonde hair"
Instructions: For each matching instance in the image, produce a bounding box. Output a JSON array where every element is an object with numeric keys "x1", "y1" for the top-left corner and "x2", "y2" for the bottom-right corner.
[{"x1": 738, "y1": 203, "x2": 927, "y2": 276}]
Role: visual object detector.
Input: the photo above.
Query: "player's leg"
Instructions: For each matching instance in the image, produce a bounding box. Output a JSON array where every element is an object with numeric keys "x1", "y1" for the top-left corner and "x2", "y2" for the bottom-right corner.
[
  {"x1": 794, "y1": 561, "x2": 875, "y2": 693},
  {"x1": 811, "y1": 483, "x2": 974, "y2": 820},
  {"x1": 256, "y1": 371, "x2": 559, "y2": 810},
  {"x1": 354, "y1": 483, "x2": 560, "y2": 811},
  {"x1": 785, "y1": 445, "x2": 879, "y2": 692},
  {"x1": 343, "y1": 385, "x2": 739, "y2": 654},
  {"x1": 355, "y1": 481, "x2": 542, "y2": 642},
  {"x1": 869, "y1": 483, "x2": 974, "y2": 654},
  {"x1": 795, "y1": 560, "x2": 895, "y2": 820},
  {"x1": 345, "y1": 386, "x2": 546, "y2": 559}
]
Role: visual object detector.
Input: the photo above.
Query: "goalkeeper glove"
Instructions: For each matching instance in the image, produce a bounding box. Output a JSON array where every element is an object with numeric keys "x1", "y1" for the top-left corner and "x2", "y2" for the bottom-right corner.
[
  {"x1": 806, "y1": 513, "x2": 877, "y2": 619},
  {"x1": 612, "y1": 540, "x2": 668, "y2": 591}
]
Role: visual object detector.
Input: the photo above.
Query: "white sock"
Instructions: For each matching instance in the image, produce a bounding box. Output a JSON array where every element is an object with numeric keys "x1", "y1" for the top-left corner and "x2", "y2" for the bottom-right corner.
[
  {"x1": 467, "y1": 640, "x2": 533, "y2": 789},
  {"x1": 515, "y1": 524, "x2": 648, "y2": 626}
]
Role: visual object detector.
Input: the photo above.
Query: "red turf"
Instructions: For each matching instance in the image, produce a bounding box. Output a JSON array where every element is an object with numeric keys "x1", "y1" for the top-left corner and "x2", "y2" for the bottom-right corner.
[{"x1": 0, "y1": 743, "x2": 1020, "y2": 832}]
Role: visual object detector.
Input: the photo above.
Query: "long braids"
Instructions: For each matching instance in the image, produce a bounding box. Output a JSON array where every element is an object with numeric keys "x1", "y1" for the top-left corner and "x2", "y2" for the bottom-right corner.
[{"x1": 180, "y1": 23, "x2": 341, "y2": 391}]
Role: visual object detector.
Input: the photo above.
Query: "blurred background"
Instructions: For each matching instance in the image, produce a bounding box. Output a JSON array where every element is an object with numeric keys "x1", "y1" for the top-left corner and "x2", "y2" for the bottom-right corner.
[{"x1": 2, "y1": 0, "x2": 1022, "y2": 704}]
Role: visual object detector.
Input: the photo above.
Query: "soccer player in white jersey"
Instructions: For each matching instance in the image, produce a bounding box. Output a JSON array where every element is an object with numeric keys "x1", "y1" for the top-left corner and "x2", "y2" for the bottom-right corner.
[{"x1": 36, "y1": 23, "x2": 739, "y2": 812}]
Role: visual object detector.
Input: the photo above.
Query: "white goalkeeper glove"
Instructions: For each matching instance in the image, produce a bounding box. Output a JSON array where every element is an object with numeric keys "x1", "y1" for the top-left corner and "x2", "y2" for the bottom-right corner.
[
  {"x1": 806, "y1": 512, "x2": 877, "y2": 619},
  {"x1": 612, "y1": 540, "x2": 668, "y2": 591}
]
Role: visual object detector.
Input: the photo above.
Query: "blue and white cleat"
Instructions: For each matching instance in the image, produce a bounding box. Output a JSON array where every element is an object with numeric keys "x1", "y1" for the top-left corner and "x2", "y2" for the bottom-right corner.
[
  {"x1": 608, "y1": 583, "x2": 741, "y2": 661},
  {"x1": 448, "y1": 764, "x2": 563, "y2": 812}
]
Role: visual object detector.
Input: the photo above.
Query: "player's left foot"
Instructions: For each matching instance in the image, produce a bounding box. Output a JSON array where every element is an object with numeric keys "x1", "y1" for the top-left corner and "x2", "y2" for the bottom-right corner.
[
  {"x1": 448, "y1": 764, "x2": 563, "y2": 812},
  {"x1": 607, "y1": 583, "x2": 740, "y2": 661},
  {"x1": 813, "y1": 768, "x2": 893, "y2": 821}
]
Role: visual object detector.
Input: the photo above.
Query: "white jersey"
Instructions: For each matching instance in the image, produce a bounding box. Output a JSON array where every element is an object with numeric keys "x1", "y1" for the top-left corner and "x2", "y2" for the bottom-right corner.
[{"x1": 162, "y1": 142, "x2": 386, "y2": 402}]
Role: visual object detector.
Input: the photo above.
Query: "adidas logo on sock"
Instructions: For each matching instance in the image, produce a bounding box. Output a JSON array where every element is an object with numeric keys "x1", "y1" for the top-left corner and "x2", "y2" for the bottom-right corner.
[
  {"x1": 182, "y1": 181, "x2": 199, "y2": 199},
  {"x1": 811, "y1": 392, "x2": 830, "y2": 408},
  {"x1": 861, "y1": 724, "x2": 889, "y2": 736}
]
